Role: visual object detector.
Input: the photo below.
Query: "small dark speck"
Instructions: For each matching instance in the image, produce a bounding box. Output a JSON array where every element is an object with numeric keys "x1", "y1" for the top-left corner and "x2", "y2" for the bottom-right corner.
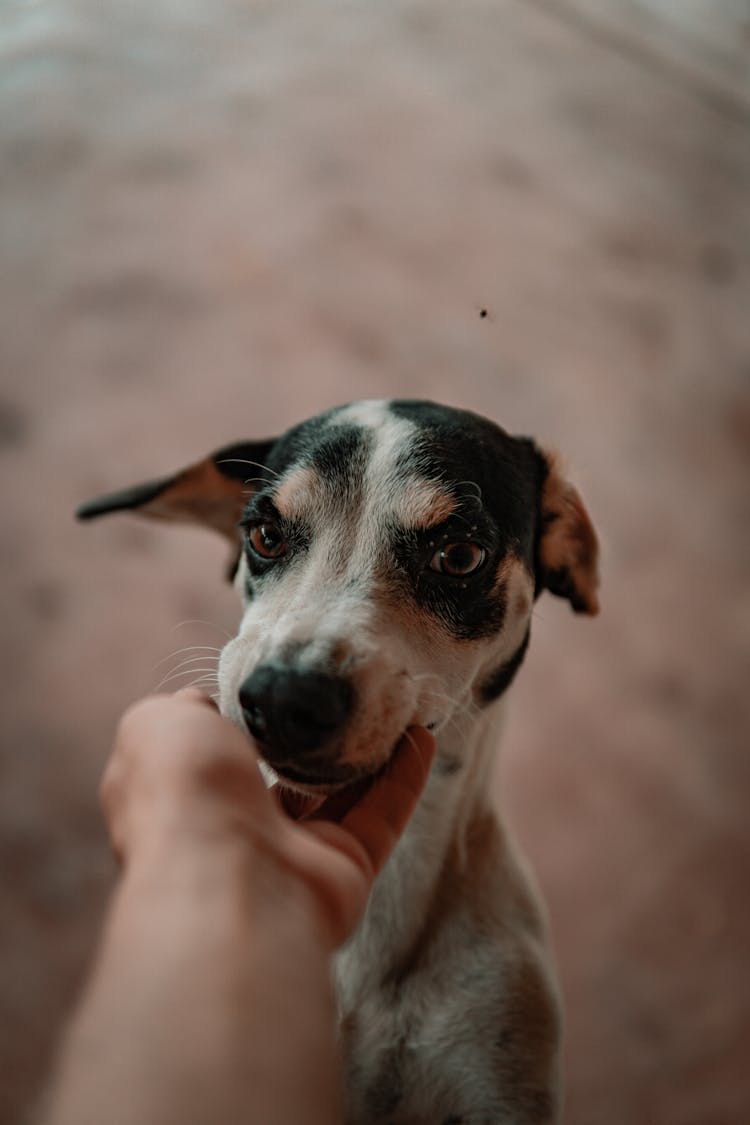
[{"x1": 479, "y1": 308, "x2": 488, "y2": 318}]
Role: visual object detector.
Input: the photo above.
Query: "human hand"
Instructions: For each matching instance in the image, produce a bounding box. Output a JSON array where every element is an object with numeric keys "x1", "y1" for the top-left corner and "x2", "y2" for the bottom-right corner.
[
  {"x1": 102, "y1": 688, "x2": 435, "y2": 947},
  {"x1": 45, "y1": 690, "x2": 434, "y2": 1125}
]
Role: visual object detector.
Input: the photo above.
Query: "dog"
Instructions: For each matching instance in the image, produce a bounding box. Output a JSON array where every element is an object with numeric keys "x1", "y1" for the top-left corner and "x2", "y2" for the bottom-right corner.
[{"x1": 78, "y1": 399, "x2": 599, "y2": 1124}]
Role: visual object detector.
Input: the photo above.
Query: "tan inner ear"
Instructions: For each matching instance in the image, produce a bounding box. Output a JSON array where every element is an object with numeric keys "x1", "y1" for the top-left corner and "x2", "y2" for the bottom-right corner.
[
  {"x1": 539, "y1": 453, "x2": 600, "y2": 615},
  {"x1": 142, "y1": 459, "x2": 250, "y2": 544}
]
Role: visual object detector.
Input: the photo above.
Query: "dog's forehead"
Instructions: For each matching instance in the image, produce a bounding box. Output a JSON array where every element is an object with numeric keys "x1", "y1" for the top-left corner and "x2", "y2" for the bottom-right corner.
[
  {"x1": 271, "y1": 400, "x2": 408, "y2": 476},
  {"x1": 265, "y1": 400, "x2": 540, "y2": 540},
  {"x1": 268, "y1": 401, "x2": 442, "y2": 525}
]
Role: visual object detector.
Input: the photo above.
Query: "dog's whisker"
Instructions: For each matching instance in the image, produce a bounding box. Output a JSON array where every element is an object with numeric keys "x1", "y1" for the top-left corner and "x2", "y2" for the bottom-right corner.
[
  {"x1": 452, "y1": 479, "x2": 484, "y2": 505},
  {"x1": 190, "y1": 676, "x2": 221, "y2": 691},
  {"x1": 151, "y1": 645, "x2": 223, "y2": 673},
  {"x1": 172, "y1": 675, "x2": 221, "y2": 695},
  {"x1": 443, "y1": 708, "x2": 479, "y2": 736},
  {"x1": 215, "y1": 457, "x2": 280, "y2": 479},
  {"x1": 156, "y1": 656, "x2": 221, "y2": 684},
  {"x1": 156, "y1": 652, "x2": 221, "y2": 676},
  {"x1": 417, "y1": 687, "x2": 463, "y2": 708},
  {"x1": 400, "y1": 673, "x2": 483, "y2": 726},
  {"x1": 152, "y1": 661, "x2": 220, "y2": 688},
  {"x1": 238, "y1": 476, "x2": 275, "y2": 487},
  {"x1": 152, "y1": 666, "x2": 220, "y2": 692},
  {"x1": 422, "y1": 690, "x2": 483, "y2": 727},
  {"x1": 404, "y1": 677, "x2": 482, "y2": 723}
]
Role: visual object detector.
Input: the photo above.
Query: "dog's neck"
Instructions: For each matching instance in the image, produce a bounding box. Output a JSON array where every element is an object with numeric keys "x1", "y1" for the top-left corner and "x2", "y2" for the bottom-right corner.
[{"x1": 336, "y1": 698, "x2": 509, "y2": 994}]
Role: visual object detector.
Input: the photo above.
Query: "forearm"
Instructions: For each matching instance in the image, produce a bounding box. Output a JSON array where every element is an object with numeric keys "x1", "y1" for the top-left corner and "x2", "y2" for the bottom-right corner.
[
  {"x1": 43, "y1": 693, "x2": 433, "y2": 1125},
  {"x1": 45, "y1": 839, "x2": 344, "y2": 1125}
]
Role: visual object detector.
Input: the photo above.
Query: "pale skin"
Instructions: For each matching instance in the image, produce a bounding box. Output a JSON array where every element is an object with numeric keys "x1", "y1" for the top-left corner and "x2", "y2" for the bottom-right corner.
[{"x1": 44, "y1": 689, "x2": 435, "y2": 1125}]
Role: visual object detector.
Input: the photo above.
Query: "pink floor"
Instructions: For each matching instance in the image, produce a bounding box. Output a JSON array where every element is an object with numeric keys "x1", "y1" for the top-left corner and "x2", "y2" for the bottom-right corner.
[{"x1": 1, "y1": 2, "x2": 749, "y2": 1122}]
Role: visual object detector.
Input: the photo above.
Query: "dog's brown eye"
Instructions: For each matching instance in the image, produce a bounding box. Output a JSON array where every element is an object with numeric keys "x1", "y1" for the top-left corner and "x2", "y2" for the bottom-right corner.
[
  {"x1": 248, "y1": 522, "x2": 286, "y2": 559},
  {"x1": 430, "y1": 541, "x2": 486, "y2": 577}
]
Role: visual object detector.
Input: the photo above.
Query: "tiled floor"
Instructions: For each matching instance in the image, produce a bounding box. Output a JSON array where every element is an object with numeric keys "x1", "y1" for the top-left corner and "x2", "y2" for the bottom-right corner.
[{"x1": 1, "y1": 2, "x2": 748, "y2": 1121}]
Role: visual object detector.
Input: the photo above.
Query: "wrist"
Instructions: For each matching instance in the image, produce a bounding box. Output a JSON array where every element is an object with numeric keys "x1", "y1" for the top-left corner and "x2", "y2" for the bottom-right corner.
[{"x1": 51, "y1": 823, "x2": 343, "y2": 1125}]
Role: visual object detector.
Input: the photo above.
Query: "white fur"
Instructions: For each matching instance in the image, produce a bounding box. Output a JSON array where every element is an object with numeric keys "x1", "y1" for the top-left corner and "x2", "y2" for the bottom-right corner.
[{"x1": 217, "y1": 409, "x2": 561, "y2": 1124}]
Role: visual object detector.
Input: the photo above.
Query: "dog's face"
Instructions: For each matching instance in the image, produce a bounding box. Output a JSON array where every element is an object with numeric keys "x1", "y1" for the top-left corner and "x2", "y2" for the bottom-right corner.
[{"x1": 78, "y1": 400, "x2": 599, "y2": 793}]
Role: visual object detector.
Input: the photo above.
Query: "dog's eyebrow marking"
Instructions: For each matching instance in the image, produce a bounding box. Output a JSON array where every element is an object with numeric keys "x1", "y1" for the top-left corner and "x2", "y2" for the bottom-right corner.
[
  {"x1": 390, "y1": 479, "x2": 456, "y2": 529},
  {"x1": 272, "y1": 465, "x2": 324, "y2": 520}
]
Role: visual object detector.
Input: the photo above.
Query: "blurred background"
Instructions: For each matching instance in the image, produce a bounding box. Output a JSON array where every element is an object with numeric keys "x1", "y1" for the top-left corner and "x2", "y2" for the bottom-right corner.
[{"x1": 1, "y1": 1, "x2": 749, "y2": 1121}]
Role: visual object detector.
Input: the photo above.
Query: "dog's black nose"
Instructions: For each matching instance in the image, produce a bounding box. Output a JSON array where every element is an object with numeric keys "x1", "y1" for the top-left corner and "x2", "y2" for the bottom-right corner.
[{"x1": 238, "y1": 665, "x2": 353, "y2": 760}]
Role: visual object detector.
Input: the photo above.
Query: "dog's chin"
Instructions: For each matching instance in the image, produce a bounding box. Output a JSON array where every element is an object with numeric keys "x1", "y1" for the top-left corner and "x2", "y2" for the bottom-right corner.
[{"x1": 251, "y1": 717, "x2": 434, "y2": 800}]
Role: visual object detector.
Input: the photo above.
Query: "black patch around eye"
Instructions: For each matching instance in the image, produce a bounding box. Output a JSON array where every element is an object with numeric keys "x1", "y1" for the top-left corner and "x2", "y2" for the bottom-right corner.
[
  {"x1": 240, "y1": 493, "x2": 279, "y2": 527},
  {"x1": 419, "y1": 575, "x2": 507, "y2": 640},
  {"x1": 391, "y1": 524, "x2": 507, "y2": 641},
  {"x1": 239, "y1": 497, "x2": 309, "y2": 578},
  {"x1": 388, "y1": 401, "x2": 543, "y2": 572}
]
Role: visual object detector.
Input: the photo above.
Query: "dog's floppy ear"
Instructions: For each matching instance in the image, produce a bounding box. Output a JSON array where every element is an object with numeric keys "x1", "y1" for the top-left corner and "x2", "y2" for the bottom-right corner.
[
  {"x1": 535, "y1": 449, "x2": 600, "y2": 615},
  {"x1": 76, "y1": 439, "x2": 276, "y2": 580}
]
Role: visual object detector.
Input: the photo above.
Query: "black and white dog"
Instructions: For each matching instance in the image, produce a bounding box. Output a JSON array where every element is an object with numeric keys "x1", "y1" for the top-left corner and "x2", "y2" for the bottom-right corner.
[{"x1": 79, "y1": 400, "x2": 599, "y2": 1125}]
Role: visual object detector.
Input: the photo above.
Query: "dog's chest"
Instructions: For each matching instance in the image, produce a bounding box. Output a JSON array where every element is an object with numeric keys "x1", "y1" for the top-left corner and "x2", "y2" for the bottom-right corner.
[
  {"x1": 335, "y1": 944, "x2": 560, "y2": 1125},
  {"x1": 331, "y1": 812, "x2": 562, "y2": 1125},
  {"x1": 335, "y1": 934, "x2": 510, "y2": 1125}
]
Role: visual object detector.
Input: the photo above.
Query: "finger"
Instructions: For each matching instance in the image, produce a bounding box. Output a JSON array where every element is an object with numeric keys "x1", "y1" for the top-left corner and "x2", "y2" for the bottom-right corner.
[
  {"x1": 110, "y1": 692, "x2": 260, "y2": 804},
  {"x1": 339, "y1": 726, "x2": 435, "y2": 874},
  {"x1": 173, "y1": 687, "x2": 219, "y2": 710},
  {"x1": 305, "y1": 775, "x2": 372, "y2": 823}
]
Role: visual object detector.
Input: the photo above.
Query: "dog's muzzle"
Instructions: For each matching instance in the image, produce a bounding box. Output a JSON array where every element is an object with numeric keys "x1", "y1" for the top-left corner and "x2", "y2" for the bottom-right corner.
[{"x1": 238, "y1": 665, "x2": 354, "y2": 776}]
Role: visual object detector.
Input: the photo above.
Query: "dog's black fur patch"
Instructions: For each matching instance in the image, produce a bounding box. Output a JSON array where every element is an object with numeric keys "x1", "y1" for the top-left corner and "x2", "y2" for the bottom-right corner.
[
  {"x1": 251, "y1": 409, "x2": 368, "y2": 493},
  {"x1": 476, "y1": 628, "x2": 531, "y2": 705},
  {"x1": 212, "y1": 439, "x2": 278, "y2": 484},
  {"x1": 229, "y1": 402, "x2": 548, "y2": 645},
  {"x1": 309, "y1": 424, "x2": 372, "y2": 497},
  {"x1": 79, "y1": 401, "x2": 552, "y2": 649},
  {"x1": 390, "y1": 515, "x2": 509, "y2": 641},
  {"x1": 387, "y1": 402, "x2": 545, "y2": 641},
  {"x1": 389, "y1": 401, "x2": 545, "y2": 567}
]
